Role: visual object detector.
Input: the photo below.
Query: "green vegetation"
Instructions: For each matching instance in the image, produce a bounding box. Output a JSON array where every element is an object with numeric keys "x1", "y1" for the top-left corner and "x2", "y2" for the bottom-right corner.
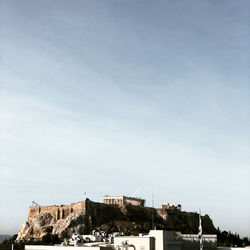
[
  {"x1": 0, "y1": 235, "x2": 24, "y2": 250},
  {"x1": 217, "y1": 228, "x2": 250, "y2": 247},
  {"x1": 0, "y1": 234, "x2": 61, "y2": 250},
  {"x1": 0, "y1": 236, "x2": 12, "y2": 244}
]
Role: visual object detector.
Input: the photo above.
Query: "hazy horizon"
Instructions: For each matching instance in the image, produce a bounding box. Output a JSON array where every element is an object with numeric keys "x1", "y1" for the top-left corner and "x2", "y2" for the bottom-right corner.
[{"x1": 0, "y1": 0, "x2": 249, "y2": 237}]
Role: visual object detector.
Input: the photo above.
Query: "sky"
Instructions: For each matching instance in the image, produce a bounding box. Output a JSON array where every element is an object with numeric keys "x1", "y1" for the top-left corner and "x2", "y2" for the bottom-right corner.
[{"x1": 0, "y1": 0, "x2": 249, "y2": 237}]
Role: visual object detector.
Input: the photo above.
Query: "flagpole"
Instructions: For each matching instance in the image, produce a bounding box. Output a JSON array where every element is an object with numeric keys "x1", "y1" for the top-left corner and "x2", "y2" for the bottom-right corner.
[{"x1": 198, "y1": 209, "x2": 203, "y2": 250}]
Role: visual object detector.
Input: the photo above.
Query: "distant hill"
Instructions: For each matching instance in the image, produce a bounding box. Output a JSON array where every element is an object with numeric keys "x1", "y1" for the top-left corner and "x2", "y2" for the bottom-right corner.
[
  {"x1": 0, "y1": 235, "x2": 12, "y2": 243},
  {"x1": 17, "y1": 200, "x2": 217, "y2": 241}
]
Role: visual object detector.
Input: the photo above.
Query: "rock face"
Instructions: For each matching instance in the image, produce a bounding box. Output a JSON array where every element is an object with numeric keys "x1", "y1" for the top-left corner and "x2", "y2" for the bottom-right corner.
[
  {"x1": 17, "y1": 213, "x2": 56, "y2": 241},
  {"x1": 52, "y1": 211, "x2": 86, "y2": 236},
  {"x1": 17, "y1": 211, "x2": 86, "y2": 241}
]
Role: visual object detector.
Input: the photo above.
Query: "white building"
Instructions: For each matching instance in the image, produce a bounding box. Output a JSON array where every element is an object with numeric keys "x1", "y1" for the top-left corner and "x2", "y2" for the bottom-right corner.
[
  {"x1": 114, "y1": 236, "x2": 154, "y2": 250},
  {"x1": 25, "y1": 246, "x2": 113, "y2": 250},
  {"x1": 25, "y1": 230, "x2": 217, "y2": 250},
  {"x1": 114, "y1": 230, "x2": 216, "y2": 250},
  {"x1": 149, "y1": 230, "x2": 182, "y2": 250}
]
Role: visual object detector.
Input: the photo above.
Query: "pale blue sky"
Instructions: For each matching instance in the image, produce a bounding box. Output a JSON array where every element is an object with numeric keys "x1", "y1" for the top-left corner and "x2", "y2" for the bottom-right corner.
[{"x1": 0, "y1": 0, "x2": 249, "y2": 237}]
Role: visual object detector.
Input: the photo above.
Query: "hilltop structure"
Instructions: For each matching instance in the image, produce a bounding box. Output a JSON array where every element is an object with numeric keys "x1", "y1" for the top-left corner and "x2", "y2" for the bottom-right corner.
[
  {"x1": 27, "y1": 196, "x2": 180, "y2": 220},
  {"x1": 18, "y1": 196, "x2": 217, "y2": 242},
  {"x1": 103, "y1": 195, "x2": 145, "y2": 206},
  {"x1": 161, "y1": 203, "x2": 182, "y2": 211}
]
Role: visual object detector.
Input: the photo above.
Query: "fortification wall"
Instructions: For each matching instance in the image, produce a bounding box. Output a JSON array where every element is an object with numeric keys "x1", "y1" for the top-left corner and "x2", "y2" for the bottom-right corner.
[
  {"x1": 125, "y1": 197, "x2": 144, "y2": 206},
  {"x1": 28, "y1": 201, "x2": 86, "y2": 220},
  {"x1": 156, "y1": 208, "x2": 168, "y2": 220}
]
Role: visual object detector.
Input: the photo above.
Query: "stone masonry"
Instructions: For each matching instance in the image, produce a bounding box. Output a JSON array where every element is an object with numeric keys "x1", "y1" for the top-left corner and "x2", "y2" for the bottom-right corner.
[{"x1": 28, "y1": 200, "x2": 86, "y2": 220}]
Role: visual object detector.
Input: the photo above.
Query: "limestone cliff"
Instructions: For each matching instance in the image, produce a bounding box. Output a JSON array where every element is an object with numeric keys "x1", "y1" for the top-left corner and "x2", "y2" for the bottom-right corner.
[
  {"x1": 17, "y1": 211, "x2": 86, "y2": 241},
  {"x1": 17, "y1": 213, "x2": 56, "y2": 241}
]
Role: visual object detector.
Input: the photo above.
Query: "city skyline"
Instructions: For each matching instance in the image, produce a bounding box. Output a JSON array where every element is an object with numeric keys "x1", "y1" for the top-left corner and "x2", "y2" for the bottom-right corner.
[{"x1": 0, "y1": 0, "x2": 249, "y2": 237}]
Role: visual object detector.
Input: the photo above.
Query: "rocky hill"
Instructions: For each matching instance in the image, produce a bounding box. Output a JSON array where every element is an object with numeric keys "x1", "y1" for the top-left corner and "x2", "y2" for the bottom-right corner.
[{"x1": 17, "y1": 200, "x2": 217, "y2": 241}]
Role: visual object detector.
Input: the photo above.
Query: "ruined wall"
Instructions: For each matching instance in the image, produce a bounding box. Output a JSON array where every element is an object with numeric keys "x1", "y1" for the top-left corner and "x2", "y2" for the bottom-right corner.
[
  {"x1": 28, "y1": 207, "x2": 40, "y2": 218},
  {"x1": 28, "y1": 201, "x2": 86, "y2": 220},
  {"x1": 125, "y1": 197, "x2": 145, "y2": 206}
]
